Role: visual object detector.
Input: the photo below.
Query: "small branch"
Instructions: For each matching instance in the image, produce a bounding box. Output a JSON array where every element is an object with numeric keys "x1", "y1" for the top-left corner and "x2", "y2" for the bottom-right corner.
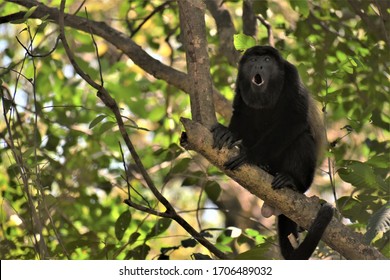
[
  {"x1": 124, "y1": 199, "x2": 172, "y2": 219},
  {"x1": 256, "y1": 15, "x2": 274, "y2": 47},
  {"x1": 129, "y1": 1, "x2": 172, "y2": 38}
]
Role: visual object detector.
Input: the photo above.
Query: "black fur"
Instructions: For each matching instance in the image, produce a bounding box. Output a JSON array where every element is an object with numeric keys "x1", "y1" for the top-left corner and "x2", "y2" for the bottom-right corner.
[{"x1": 212, "y1": 46, "x2": 333, "y2": 259}]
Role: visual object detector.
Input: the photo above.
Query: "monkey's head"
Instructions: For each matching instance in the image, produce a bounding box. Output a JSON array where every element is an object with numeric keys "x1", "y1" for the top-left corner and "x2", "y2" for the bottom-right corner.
[{"x1": 236, "y1": 46, "x2": 285, "y2": 109}]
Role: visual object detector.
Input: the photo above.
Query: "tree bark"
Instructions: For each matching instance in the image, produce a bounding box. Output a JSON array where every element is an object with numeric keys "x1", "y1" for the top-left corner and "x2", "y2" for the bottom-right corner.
[{"x1": 178, "y1": 0, "x2": 217, "y2": 128}]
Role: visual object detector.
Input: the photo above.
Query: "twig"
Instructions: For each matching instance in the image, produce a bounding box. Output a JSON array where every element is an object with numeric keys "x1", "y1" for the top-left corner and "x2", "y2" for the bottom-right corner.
[
  {"x1": 130, "y1": 1, "x2": 172, "y2": 38},
  {"x1": 118, "y1": 142, "x2": 132, "y2": 198},
  {"x1": 1, "y1": 84, "x2": 50, "y2": 259},
  {"x1": 84, "y1": 7, "x2": 104, "y2": 86},
  {"x1": 256, "y1": 15, "x2": 274, "y2": 47}
]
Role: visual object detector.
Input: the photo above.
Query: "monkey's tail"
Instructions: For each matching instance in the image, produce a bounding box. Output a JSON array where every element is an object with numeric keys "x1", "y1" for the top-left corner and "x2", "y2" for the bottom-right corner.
[{"x1": 278, "y1": 204, "x2": 334, "y2": 260}]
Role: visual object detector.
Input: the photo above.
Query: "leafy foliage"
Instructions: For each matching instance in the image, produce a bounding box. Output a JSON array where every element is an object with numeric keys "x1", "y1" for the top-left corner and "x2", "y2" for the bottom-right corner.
[{"x1": 0, "y1": 0, "x2": 388, "y2": 260}]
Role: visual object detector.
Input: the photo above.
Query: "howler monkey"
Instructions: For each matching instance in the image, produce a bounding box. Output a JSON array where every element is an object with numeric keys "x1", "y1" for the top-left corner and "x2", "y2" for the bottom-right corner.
[{"x1": 212, "y1": 46, "x2": 333, "y2": 260}]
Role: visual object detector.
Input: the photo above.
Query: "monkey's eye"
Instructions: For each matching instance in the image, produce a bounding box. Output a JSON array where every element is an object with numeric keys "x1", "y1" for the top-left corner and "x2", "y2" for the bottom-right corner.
[
  {"x1": 264, "y1": 56, "x2": 271, "y2": 62},
  {"x1": 250, "y1": 57, "x2": 257, "y2": 62}
]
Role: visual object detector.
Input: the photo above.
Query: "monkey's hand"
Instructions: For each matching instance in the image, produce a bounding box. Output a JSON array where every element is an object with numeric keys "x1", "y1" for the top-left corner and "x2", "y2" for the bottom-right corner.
[
  {"x1": 211, "y1": 123, "x2": 238, "y2": 149},
  {"x1": 211, "y1": 123, "x2": 246, "y2": 170}
]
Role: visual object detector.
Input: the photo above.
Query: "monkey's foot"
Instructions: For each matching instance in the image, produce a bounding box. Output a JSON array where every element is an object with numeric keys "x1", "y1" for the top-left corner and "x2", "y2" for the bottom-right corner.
[
  {"x1": 272, "y1": 173, "x2": 298, "y2": 191},
  {"x1": 224, "y1": 152, "x2": 247, "y2": 170}
]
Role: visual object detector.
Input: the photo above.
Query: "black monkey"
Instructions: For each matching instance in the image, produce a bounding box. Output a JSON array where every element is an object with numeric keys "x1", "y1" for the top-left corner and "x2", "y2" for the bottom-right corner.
[{"x1": 212, "y1": 46, "x2": 333, "y2": 260}]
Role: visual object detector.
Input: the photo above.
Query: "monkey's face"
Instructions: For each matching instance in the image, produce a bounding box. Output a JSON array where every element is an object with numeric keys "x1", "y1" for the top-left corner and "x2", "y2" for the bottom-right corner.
[{"x1": 237, "y1": 48, "x2": 285, "y2": 109}]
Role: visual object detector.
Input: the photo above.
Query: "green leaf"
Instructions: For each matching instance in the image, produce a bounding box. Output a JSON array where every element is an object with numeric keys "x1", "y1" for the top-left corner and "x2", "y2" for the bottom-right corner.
[
  {"x1": 366, "y1": 155, "x2": 389, "y2": 169},
  {"x1": 23, "y1": 6, "x2": 38, "y2": 20},
  {"x1": 89, "y1": 114, "x2": 107, "y2": 129},
  {"x1": 289, "y1": 0, "x2": 309, "y2": 18},
  {"x1": 126, "y1": 244, "x2": 150, "y2": 260},
  {"x1": 146, "y1": 218, "x2": 172, "y2": 240},
  {"x1": 115, "y1": 210, "x2": 131, "y2": 241},
  {"x1": 235, "y1": 245, "x2": 271, "y2": 260},
  {"x1": 1, "y1": 98, "x2": 13, "y2": 115},
  {"x1": 97, "y1": 121, "x2": 117, "y2": 135},
  {"x1": 192, "y1": 253, "x2": 212, "y2": 260},
  {"x1": 128, "y1": 232, "x2": 141, "y2": 245},
  {"x1": 45, "y1": 134, "x2": 60, "y2": 151},
  {"x1": 215, "y1": 243, "x2": 233, "y2": 253},
  {"x1": 337, "y1": 196, "x2": 369, "y2": 223},
  {"x1": 338, "y1": 161, "x2": 388, "y2": 192},
  {"x1": 244, "y1": 228, "x2": 267, "y2": 243},
  {"x1": 22, "y1": 147, "x2": 35, "y2": 159},
  {"x1": 181, "y1": 238, "x2": 198, "y2": 248},
  {"x1": 170, "y1": 158, "x2": 191, "y2": 174},
  {"x1": 205, "y1": 181, "x2": 221, "y2": 203},
  {"x1": 40, "y1": 14, "x2": 50, "y2": 21},
  {"x1": 364, "y1": 202, "x2": 390, "y2": 243},
  {"x1": 216, "y1": 231, "x2": 234, "y2": 245},
  {"x1": 233, "y1": 34, "x2": 256, "y2": 51}
]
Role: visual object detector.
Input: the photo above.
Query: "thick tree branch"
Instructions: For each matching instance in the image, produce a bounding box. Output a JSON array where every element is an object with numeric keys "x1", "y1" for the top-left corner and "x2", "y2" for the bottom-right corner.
[
  {"x1": 242, "y1": 0, "x2": 257, "y2": 37},
  {"x1": 180, "y1": 118, "x2": 386, "y2": 260},
  {"x1": 178, "y1": 0, "x2": 216, "y2": 127}
]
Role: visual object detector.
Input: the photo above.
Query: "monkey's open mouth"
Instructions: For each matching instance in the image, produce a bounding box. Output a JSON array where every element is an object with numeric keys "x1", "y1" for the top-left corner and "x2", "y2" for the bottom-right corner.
[{"x1": 252, "y1": 73, "x2": 264, "y2": 86}]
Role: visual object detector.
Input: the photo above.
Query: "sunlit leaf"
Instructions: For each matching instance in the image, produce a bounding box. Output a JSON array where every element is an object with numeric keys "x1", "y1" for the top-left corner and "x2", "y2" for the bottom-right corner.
[
  {"x1": 233, "y1": 34, "x2": 256, "y2": 51},
  {"x1": 23, "y1": 6, "x2": 38, "y2": 20},
  {"x1": 89, "y1": 114, "x2": 107, "y2": 129},
  {"x1": 97, "y1": 121, "x2": 117, "y2": 135}
]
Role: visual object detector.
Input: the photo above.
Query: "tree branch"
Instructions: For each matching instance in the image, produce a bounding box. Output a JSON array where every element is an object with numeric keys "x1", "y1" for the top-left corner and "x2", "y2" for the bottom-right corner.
[
  {"x1": 242, "y1": 0, "x2": 257, "y2": 37},
  {"x1": 178, "y1": 0, "x2": 217, "y2": 128},
  {"x1": 180, "y1": 118, "x2": 386, "y2": 260},
  {"x1": 256, "y1": 15, "x2": 275, "y2": 47}
]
